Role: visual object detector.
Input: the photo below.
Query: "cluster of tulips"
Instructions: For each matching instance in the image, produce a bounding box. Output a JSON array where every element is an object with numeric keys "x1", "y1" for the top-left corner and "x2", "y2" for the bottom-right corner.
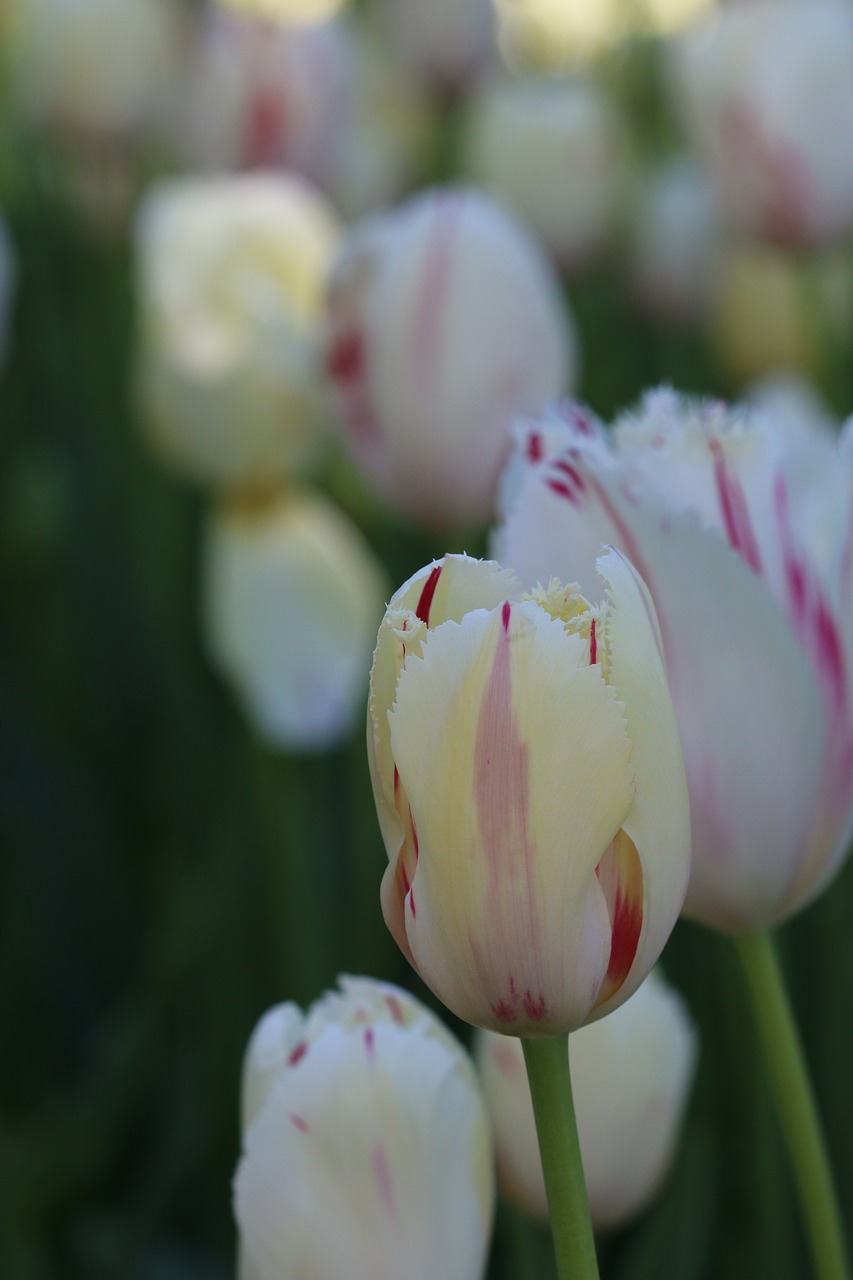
[{"x1": 3, "y1": 0, "x2": 853, "y2": 1276}]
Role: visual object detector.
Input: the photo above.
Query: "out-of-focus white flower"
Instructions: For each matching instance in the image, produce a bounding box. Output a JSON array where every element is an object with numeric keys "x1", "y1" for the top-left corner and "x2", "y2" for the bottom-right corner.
[
  {"x1": 202, "y1": 488, "x2": 387, "y2": 752},
  {"x1": 11, "y1": 0, "x2": 185, "y2": 141},
  {"x1": 377, "y1": 0, "x2": 497, "y2": 95},
  {"x1": 322, "y1": 22, "x2": 438, "y2": 221},
  {"x1": 0, "y1": 213, "x2": 15, "y2": 368},
  {"x1": 175, "y1": 10, "x2": 350, "y2": 187},
  {"x1": 234, "y1": 975, "x2": 495, "y2": 1280},
  {"x1": 476, "y1": 970, "x2": 697, "y2": 1228},
  {"x1": 326, "y1": 186, "x2": 576, "y2": 530},
  {"x1": 495, "y1": 390, "x2": 853, "y2": 931},
  {"x1": 135, "y1": 172, "x2": 340, "y2": 488},
  {"x1": 710, "y1": 239, "x2": 853, "y2": 385},
  {"x1": 627, "y1": 157, "x2": 721, "y2": 326},
  {"x1": 669, "y1": 0, "x2": 853, "y2": 246},
  {"x1": 216, "y1": 0, "x2": 345, "y2": 22},
  {"x1": 462, "y1": 74, "x2": 625, "y2": 271}
]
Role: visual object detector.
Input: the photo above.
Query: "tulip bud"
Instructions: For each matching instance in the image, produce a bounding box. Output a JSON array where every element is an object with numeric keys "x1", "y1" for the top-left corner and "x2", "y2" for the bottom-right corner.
[
  {"x1": 495, "y1": 392, "x2": 853, "y2": 930},
  {"x1": 234, "y1": 976, "x2": 495, "y2": 1280},
  {"x1": 627, "y1": 158, "x2": 721, "y2": 326},
  {"x1": 462, "y1": 74, "x2": 626, "y2": 272},
  {"x1": 476, "y1": 969, "x2": 697, "y2": 1228},
  {"x1": 175, "y1": 9, "x2": 350, "y2": 186},
  {"x1": 669, "y1": 0, "x2": 853, "y2": 246},
  {"x1": 134, "y1": 172, "x2": 340, "y2": 489},
  {"x1": 11, "y1": 0, "x2": 184, "y2": 142},
  {"x1": 710, "y1": 239, "x2": 853, "y2": 385},
  {"x1": 202, "y1": 488, "x2": 386, "y2": 751},
  {"x1": 326, "y1": 186, "x2": 576, "y2": 530},
  {"x1": 368, "y1": 551, "x2": 690, "y2": 1035}
]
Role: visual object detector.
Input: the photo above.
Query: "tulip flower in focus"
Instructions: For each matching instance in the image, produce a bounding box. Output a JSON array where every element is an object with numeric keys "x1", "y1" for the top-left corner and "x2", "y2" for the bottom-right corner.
[
  {"x1": 326, "y1": 186, "x2": 576, "y2": 530},
  {"x1": 495, "y1": 391, "x2": 853, "y2": 931},
  {"x1": 462, "y1": 74, "x2": 626, "y2": 272},
  {"x1": 234, "y1": 975, "x2": 494, "y2": 1280},
  {"x1": 202, "y1": 488, "x2": 386, "y2": 751},
  {"x1": 377, "y1": 0, "x2": 497, "y2": 96},
  {"x1": 669, "y1": 0, "x2": 853, "y2": 247},
  {"x1": 477, "y1": 969, "x2": 697, "y2": 1228},
  {"x1": 134, "y1": 172, "x2": 340, "y2": 489},
  {"x1": 368, "y1": 551, "x2": 690, "y2": 1035},
  {"x1": 627, "y1": 158, "x2": 721, "y2": 327},
  {"x1": 0, "y1": 213, "x2": 15, "y2": 368}
]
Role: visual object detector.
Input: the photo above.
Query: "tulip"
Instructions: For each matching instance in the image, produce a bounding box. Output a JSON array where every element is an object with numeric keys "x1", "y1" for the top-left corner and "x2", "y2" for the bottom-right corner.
[
  {"x1": 368, "y1": 550, "x2": 690, "y2": 1035},
  {"x1": 494, "y1": 391, "x2": 853, "y2": 932},
  {"x1": 627, "y1": 158, "x2": 721, "y2": 327},
  {"x1": 476, "y1": 969, "x2": 697, "y2": 1229},
  {"x1": 326, "y1": 186, "x2": 576, "y2": 530},
  {"x1": 11, "y1": 0, "x2": 184, "y2": 142},
  {"x1": 202, "y1": 487, "x2": 387, "y2": 751},
  {"x1": 462, "y1": 74, "x2": 626, "y2": 271},
  {"x1": 234, "y1": 975, "x2": 494, "y2": 1280},
  {"x1": 710, "y1": 239, "x2": 853, "y2": 386},
  {"x1": 668, "y1": 0, "x2": 853, "y2": 246},
  {"x1": 134, "y1": 172, "x2": 340, "y2": 489},
  {"x1": 175, "y1": 9, "x2": 350, "y2": 186}
]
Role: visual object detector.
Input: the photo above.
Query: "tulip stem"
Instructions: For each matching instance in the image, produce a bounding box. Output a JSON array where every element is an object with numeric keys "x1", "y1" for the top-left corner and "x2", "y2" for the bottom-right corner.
[
  {"x1": 521, "y1": 1035, "x2": 599, "y2": 1280},
  {"x1": 733, "y1": 930, "x2": 849, "y2": 1280}
]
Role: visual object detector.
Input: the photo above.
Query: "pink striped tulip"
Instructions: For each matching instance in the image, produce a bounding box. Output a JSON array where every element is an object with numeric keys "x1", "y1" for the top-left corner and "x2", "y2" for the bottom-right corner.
[
  {"x1": 325, "y1": 186, "x2": 576, "y2": 531},
  {"x1": 368, "y1": 552, "x2": 690, "y2": 1035},
  {"x1": 495, "y1": 391, "x2": 853, "y2": 931}
]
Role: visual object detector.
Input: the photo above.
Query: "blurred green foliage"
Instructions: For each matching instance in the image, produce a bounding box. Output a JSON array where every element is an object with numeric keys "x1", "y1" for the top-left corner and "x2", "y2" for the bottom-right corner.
[{"x1": 2, "y1": 32, "x2": 853, "y2": 1280}]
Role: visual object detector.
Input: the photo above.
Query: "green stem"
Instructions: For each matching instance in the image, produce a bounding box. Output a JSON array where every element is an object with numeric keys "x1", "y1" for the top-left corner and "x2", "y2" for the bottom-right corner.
[
  {"x1": 521, "y1": 1035, "x2": 599, "y2": 1280},
  {"x1": 732, "y1": 930, "x2": 849, "y2": 1280}
]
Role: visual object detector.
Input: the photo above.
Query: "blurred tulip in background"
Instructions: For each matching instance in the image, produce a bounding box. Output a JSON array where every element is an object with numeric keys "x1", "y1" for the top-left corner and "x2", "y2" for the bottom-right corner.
[
  {"x1": 462, "y1": 73, "x2": 626, "y2": 272},
  {"x1": 669, "y1": 0, "x2": 853, "y2": 247},
  {"x1": 0, "y1": 212, "x2": 15, "y2": 368},
  {"x1": 477, "y1": 969, "x2": 697, "y2": 1229},
  {"x1": 234, "y1": 975, "x2": 494, "y2": 1280},
  {"x1": 134, "y1": 171, "x2": 340, "y2": 488},
  {"x1": 368, "y1": 551, "x2": 690, "y2": 1034},
  {"x1": 202, "y1": 487, "x2": 387, "y2": 751},
  {"x1": 496, "y1": 390, "x2": 853, "y2": 931},
  {"x1": 325, "y1": 186, "x2": 576, "y2": 530},
  {"x1": 377, "y1": 0, "x2": 497, "y2": 96}
]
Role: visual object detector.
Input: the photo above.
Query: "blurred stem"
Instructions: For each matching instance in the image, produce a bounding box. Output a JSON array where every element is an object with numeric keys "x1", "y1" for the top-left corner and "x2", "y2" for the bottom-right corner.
[
  {"x1": 521, "y1": 1035, "x2": 599, "y2": 1280},
  {"x1": 733, "y1": 930, "x2": 849, "y2": 1280}
]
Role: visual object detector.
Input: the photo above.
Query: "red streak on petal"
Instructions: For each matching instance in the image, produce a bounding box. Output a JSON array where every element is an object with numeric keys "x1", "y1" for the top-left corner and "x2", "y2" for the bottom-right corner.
[
  {"x1": 490, "y1": 998, "x2": 516, "y2": 1024},
  {"x1": 412, "y1": 193, "x2": 463, "y2": 380},
  {"x1": 327, "y1": 327, "x2": 364, "y2": 385},
  {"x1": 408, "y1": 888, "x2": 416, "y2": 918},
  {"x1": 546, "y1": 478, "x2": 578, "y2": 504},
  {"x1": 606, "y1": 884, "x2": 643, "y2": 988},
  {"x1": 522, "y1": 990, "x2": 548, "y2": 1021},
  {"x1": 409, "y1": 807, "x2": 419, "y2": 859},
  {"x1": 589, "y1": 618, "x2": 597, "y2": 665},
  {"x1": 400, "y1": 861, "x2": 410, "y2": 895},
  {"x1": 364, "y1": 1026, "x2": 375, "y2": 1057},
  {"x1": 289, "y1": 1113, "x2": 309, "y2": 1133},
  {"x1": 502, "y1": 600, "x2": 511, "y2": 633},
  {"x1": 288, "y1": 1041, "x2": 308, "y2": 1067},
  {"x1": 526, "y1": 431, "x2": 543, "y2": 463},
  {"x1": 241, "y1": 88, "x2": 287, "y2": 168},
  {"x1": 372, "y1": 1144, "x2": 396, "y2": 1216},
  {"x1": 707, "y1": 435, "x2": 763, "y2": 574},
  {"x1": 415, "y1": 564, "x2": 443, "y2": 625},
  {"x1": 393, "y1": 765, "x2": 400, "y2": 795},
  {"x1": 385, "y1": 994, "x2": 404, "y2": 1023},
  {"x1": 554, "y1": 457, "x2": 585, "y2": 490}
]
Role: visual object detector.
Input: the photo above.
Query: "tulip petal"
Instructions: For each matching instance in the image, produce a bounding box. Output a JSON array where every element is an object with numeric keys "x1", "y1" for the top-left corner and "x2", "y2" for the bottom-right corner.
[
  {"x1": 389, "y1": 601, "x2": 635, "y2": 1032},
  {"x1": 496, "y1": 433, "x2": 826, "y2": 930}
]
